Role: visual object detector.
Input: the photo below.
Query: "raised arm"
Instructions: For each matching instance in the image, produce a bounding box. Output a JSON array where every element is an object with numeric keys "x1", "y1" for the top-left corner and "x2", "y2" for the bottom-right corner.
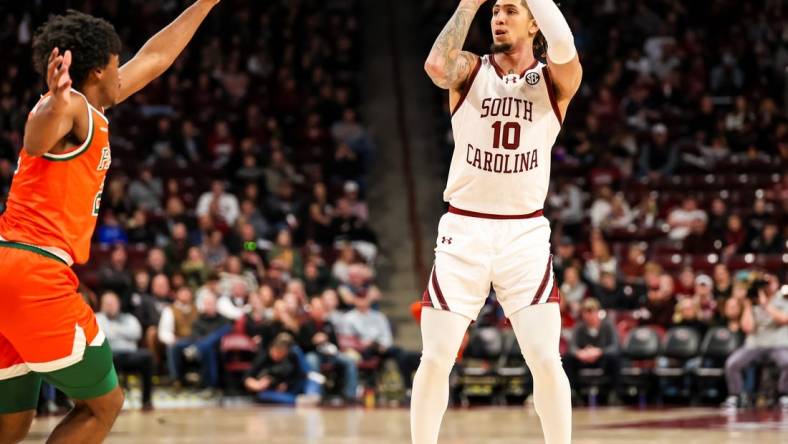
[
  {"x1": 116, "y1": 0, "x2": 221, "y2": 104},
  {"x1": 424, "y1": 0, "x2": 485, "y2": 91},
  {"x1": 524, "y1": 0, "x2": 582, "y2": 102},
  {"x1": 23, "y1": 48, "x2": 83, "y2": 156}
]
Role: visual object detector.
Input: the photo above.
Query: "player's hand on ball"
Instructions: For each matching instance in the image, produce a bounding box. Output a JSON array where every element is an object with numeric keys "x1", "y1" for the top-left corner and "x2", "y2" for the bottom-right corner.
[{"x1": 47, "y1": 48, "x2": 72, "y2": 109}]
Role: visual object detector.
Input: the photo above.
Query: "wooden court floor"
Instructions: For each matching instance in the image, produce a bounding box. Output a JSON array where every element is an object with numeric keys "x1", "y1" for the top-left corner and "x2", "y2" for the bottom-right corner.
[{"x1": 25, "y1": 406, "x2": 788, "y2": 443}]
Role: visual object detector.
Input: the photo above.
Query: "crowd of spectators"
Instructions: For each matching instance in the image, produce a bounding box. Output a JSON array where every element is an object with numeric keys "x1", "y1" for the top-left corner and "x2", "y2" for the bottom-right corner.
[
  {"x1": 423, "y1": 0, "x2": 787, "y2": 407},
  {"x1": 0, "y1": 0, "x2": 401, "y2": 409}
]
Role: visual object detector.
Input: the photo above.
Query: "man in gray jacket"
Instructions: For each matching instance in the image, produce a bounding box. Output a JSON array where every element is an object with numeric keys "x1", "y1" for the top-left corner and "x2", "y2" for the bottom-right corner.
[
  {"x1": 562, "y1": 298, "x2": 620, "y2": 402},
  {"x1": 96, "y1": 291, "x2": 154, "y2": 410}
]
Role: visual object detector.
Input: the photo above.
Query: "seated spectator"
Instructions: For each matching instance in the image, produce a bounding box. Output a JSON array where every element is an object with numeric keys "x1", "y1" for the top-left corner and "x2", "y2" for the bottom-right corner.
[
  {"x1": 165, "y1": 222, "x2": 191, "y2": 265},
  {"x1": 619, "y1": 244, "x2": 647, "y2": 284},
  {"x1": 723, "y1": 276, "x2": 788, "y2": 409},
  {"x1": 559, "y1": 266, "x2": 587, "y2": 316},
  {"x1": 338, "y1": 263, "x2": 380, "y2": 309},
  {"x1": 218, "y1": 279, "x2": 250, "y2": 321},
  {"x1": 126, "y1": 209, "x2": 158, "y2": 245},
  {"x1": 196, "y1": 179, "x2": 240, "y2": 227},
  {"x1": 322, "y1": 289, "x2": 347, "y2": 334},
  {"x1": 690, "y1": 274, "x2": 719, "y2": 323},
  {"x1": 584, "y1": 239, "x2": 617, "y2": 285},
  {"x1": 723, "y1": 214, "x2": 747, "y2": 256},
  {"x1": 96, "y1": 292, "x2": 154, "y2": 410},
  {"x1": 552, "y1": 236, "x2": 577, "y2": 280},
  {"x1": 713, "y1": 263, "x2": 733, "y2": 301},
  {"x1": 604, "y1": 193, "x2": 633, "y2": 230},
  {"x1": 239, "y1": 199, "x2": 271, "y2": 242},
  {"x1": 674, "y1": 266, "x2": 697, "y2": 298},
  {"x1": 638, "y1": 123, "x2": 678, "y2": 179},
  {"x1": 303, "y1": 259, "x2": 332, "y2": 298},
  {"x1": 548, "y1": 179, "x2": 584, "y2": 239},
  {"x1": 128, "y1": 271, "x2": 160, "y2": 362},
  {"x1": 182, "y1": 247, "x2": 211, "y2": 289},
  {"x1": 683, "y1": 219, "x2": 714, "y2": 254},
  {"x1": 267, "y1": 228, "x2": 304, "y2": 277},
  {"x1": 307, "y1": 182, "x2": 334, "y2": 245},
  {"x1": 631, "y1": 193, "x2": 659, "y2": 229},
  {"x1": 202, "y1": 229, "x2": 229, "y2": 269},
  {"x1": 159, "y1": 287, "x2": 200, "y2": 382},
  {"x1": 667, "y1": 197, "x2": 707, "y2": 241},
  {"x1": 128, "y1": 166, "x2": 163, "y2": 213},
  {"x1": 97, "y1": 212, "x2": 128, "y2": 246},
  {"x1": 563, "y1": 298, "x2": 620, "y2": 401},
  {"x1": 265, "y1": 181, "x2": 302, "y2": 228},
  {"x1": 671, "y1": 298, "x2": 709, "y2": 339},
  {"x1": 342, "y1": 180, "x2": 368, "y2": 222},
  {"x1": 592, "y1": 271, "x2": 633, "y2": 310},
  {"x1": 169, "y1": 292, "x2": 233, "y2": 389},
  {"x1": 707, "y1": 198, "x2": 729, "y2": 241},
  {"x1": 331, "y1": 242, "x2": 358, "y2": 285},
  {"x1": 150, "y1": 273, "x2": 173, "y2": 316},
  {"x1": 330, "y1": 142, "x2": 364, "y2": 185},
  {"x1": 744, "y1": 220, "x2": 783, "y2": 254},
  {"x1": 589, "y1": 186, "x2": 613, "y2": 229},
  {"x1": 330, "y1": 198, "x2": 377, "y2": 262},
  {"x1": 639, "y1": 271, "x2": 676, "y2": 329},
  {"x1": 244, "y1": 333, "x2": 321, "y2": 406},
  {"x1": 342, "y1": 293, "x2": 393, "y2": 359},
  {"x1": 717, "y1": 297, "x2": 746, "y2": 345},
  {"x1": 99, "y1": 245, "x2": 133, "y2": 301},
  {"x1": 147, "y1": 247, "x2": 172, "y2": 277},
  {"x1": 244, "y1": 288, "x2": 276, "y2": 347},
  {"x1": 299, "y1": 297, "x2": 358, "y2": 403}
]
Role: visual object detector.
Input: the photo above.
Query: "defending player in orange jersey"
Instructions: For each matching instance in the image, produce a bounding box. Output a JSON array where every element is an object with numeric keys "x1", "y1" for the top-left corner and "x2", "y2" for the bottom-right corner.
[{"x1": 0, "y1": 2, "x2": 222, "y2": 443}]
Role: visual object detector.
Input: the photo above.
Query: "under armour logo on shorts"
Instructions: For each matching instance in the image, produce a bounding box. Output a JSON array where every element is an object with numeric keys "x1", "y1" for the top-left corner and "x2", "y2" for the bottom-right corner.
[{"x1": 441, "y1": 237, "x2": 453, "y2": 244}]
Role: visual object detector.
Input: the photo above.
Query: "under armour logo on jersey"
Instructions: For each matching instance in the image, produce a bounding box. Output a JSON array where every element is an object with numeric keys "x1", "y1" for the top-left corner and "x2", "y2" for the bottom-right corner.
[
  {"x1": 525, "y1": 71, "x2": 541, "y2": 86},
  {"x1": 503, "y1": 75, "x2": 519, "y2": 85},
  {"x1": 441, "y1": 237, "x2": 453, "y2": 245}
]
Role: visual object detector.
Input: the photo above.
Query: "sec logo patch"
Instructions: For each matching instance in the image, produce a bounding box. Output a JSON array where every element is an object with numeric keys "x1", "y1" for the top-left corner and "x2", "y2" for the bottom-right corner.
[{"x1": 525, "y1": 71, "x2": 541, "y2": 85}]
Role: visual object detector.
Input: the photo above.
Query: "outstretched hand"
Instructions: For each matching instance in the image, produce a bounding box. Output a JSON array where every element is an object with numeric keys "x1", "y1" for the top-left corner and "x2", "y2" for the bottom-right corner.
[{"x1": 47, "y1": 48, "x2": 72, "y2": 108}]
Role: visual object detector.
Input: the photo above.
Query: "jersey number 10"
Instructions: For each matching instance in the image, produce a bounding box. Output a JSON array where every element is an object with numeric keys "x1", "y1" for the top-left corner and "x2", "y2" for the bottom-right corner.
[{"x1": 491, "y1": 121, "x2": 521, "y2": 150}]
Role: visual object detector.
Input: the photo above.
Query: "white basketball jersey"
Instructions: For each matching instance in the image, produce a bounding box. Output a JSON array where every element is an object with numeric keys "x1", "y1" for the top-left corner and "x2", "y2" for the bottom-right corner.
[{"x1": 444, "y1": 54, "x2": 562, "y2": 215}]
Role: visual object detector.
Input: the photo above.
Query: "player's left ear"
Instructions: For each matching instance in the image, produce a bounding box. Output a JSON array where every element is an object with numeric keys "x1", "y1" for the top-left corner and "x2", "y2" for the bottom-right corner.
[
  {"x1": 528, "y1": 18, "x2": 539, "y2": 37},
  {"x1": 90, "y1": 66, "x2": 106, "y2": 83}
]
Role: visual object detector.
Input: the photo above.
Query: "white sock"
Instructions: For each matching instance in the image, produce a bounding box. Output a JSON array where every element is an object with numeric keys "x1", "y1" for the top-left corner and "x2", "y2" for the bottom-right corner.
[
  {"x1": 410, "y1": 308, "x2": 471, "y2": 444},
  {"x1": 509, "y1": 303, "x2": 572, "y2": 444}
]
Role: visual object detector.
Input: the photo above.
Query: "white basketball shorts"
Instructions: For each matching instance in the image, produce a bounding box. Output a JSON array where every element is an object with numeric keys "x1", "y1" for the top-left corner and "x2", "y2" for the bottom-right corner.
[{"x1": 421, "y1": 205, "x2": 559, "y2": 320}]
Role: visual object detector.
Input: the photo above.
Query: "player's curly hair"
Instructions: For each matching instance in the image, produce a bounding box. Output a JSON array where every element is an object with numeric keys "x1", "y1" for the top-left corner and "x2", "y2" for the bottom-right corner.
[{"x1": 32, "y1": 10, "x2": 121, "y2": 89}]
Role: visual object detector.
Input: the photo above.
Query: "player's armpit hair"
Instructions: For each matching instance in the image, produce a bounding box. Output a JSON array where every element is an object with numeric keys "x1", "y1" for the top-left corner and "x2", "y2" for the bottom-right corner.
[{"x1": 32, "y1": 10, "x2": 122, "y2": 89}]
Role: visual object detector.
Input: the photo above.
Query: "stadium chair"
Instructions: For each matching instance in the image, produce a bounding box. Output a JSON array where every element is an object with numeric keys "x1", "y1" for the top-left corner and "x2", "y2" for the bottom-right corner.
[
  {"x1": 495, "y1": 330, "x2": 532, "y2": 405},
  {"x1": 653, "y1": 327, "x2": 701, "y2": 401},
  {"x1": 456, "y1": 327, "x2": 503, "y2": 406},
  {"x1": 617, "y1": 326, "x2": 660, "y2": 405},
  {"x1": 693, "y1": 327, "x2": 741, "y2": 403},
  {"x1": 220, "y1": 333, "x2": 257, "y2": 393}
]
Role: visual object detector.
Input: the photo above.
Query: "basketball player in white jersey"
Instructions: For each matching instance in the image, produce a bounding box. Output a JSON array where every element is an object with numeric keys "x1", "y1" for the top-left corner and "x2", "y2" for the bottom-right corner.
[{"x1": 412, "y1": 1, "x2": 582, "y2": 443}]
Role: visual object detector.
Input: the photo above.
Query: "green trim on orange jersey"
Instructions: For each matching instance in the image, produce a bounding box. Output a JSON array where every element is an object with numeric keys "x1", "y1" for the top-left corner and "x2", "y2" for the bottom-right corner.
[
  {"x1": 43, "y1": 95, "x2": 95, "y2": 161},
  {"x1": 0, "y1": 240, "x2": 69, "y2": 266}
]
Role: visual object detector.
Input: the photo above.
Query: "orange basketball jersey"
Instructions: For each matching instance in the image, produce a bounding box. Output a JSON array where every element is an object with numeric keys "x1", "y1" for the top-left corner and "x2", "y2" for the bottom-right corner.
[{"x1": 0, "y1": 89, "x2": 112, "y2": 265}]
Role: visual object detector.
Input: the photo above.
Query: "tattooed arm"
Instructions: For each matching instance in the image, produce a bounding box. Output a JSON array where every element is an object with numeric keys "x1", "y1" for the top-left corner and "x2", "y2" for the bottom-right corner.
[{"x1": 424, "y1": 0, "x2": 485, "y2": 91}]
